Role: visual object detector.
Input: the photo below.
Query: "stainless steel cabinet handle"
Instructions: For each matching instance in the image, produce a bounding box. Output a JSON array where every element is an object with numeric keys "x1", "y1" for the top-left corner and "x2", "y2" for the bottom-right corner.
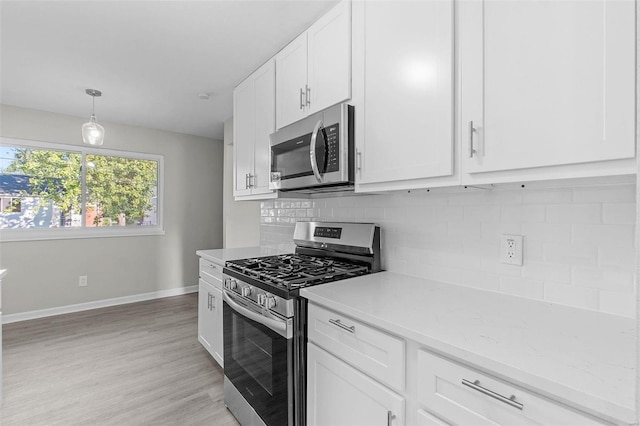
[
  {"x1": 300, "y1": 88, "x2": 305, "y2": 110},
  {"x1": 356, "y1": 149, "x2": 362, "y2": 174},
  {"x1": 207, "y1": 293, "x2": 212, "y2": 310},
  {"x1": 305, "y1": 84, "x2": 311, "y2": 107},
  {"x1": 461, "y1": 379, "x2": 523, "y2": 410},
  {"x1": 329, "y1": 318, "x2": 355, "y2": 333},
  {"x1": 387, "y1": 411, "x2": 396, "y2": 426},
  {"x1": 469, "y1": 121, "x2": 477, "y2": 158},
  {"x1": 211, "y1": 295, "x2": 216, "y2": 310},
  {"x1": 245, "y1": 173, "x2": 249, "y2": 189},
  {"x1": 249, "y1": 174, "x2": 255, "y2": 188}
]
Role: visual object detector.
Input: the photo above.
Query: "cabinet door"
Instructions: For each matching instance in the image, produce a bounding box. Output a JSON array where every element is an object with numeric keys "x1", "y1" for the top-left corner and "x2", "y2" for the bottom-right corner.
[
  {"x1": 307, "y1": 343, "x2": 405, "y2": 426},
  {"x1": 275, "y1": 32, "x2": 308, "y2": 129},
  {"x1": 354, "y1": 0, "x2": 454, "y2": 187},
  {"x1": 459, "y1": 0, "x2": 636, "y2": 174},
  {"x1": 307, "y1": 0, "x2": 351, "y2": 115},
  {"x1": 233, "y1": 76, "x2": 255, "y2": 197},
  {"x1": 197, "y1": 280, "x2": 216, "y2": 357},
  {"x1": 211, "y1": 287, "x2": 224, "y2": 367},
  {"x1": 252, "y1": 60, "x2": 276, "y2": 195}
]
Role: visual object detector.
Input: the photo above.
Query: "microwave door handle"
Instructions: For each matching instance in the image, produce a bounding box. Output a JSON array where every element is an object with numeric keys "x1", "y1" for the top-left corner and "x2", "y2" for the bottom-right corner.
[
  {"x1": 309, "y1": 120, "x2": 324, "y2": 182},
  {"x1": 223, "y1": 289, "x2": 292, "y2": 339}
]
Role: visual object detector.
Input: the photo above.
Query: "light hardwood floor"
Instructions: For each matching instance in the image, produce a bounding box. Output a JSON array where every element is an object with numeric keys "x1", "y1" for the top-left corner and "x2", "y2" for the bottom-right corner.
[{"x1": 1, "y1": 293, "x2": 240, "y2": 426}]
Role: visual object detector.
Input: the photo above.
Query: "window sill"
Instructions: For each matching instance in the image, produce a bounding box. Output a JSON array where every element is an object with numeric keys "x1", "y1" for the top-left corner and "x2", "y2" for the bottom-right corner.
[{"x1": 0, "y1": 227, "x2": 165, "y2": 242}]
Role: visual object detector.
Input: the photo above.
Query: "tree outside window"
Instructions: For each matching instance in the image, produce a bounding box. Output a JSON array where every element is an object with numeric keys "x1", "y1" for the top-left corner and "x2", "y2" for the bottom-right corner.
[{"x1": 0, "y1": 143, "x2": 159, "y2": 230}]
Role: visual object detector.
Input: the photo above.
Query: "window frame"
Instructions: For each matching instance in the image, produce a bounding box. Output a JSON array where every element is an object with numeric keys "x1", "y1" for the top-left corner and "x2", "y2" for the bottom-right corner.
[{"x1": 0, "y1": 137, "x2": 165, "y2": 242}]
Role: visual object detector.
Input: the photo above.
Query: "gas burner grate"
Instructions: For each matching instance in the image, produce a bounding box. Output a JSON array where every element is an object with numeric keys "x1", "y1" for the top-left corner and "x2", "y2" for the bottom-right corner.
[{"x1": 226, "y1": 253, "x2": 370, "y2": 290}]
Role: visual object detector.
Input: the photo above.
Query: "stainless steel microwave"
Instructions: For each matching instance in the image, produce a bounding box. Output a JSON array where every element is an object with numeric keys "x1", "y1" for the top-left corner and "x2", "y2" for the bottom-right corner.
[{"x1": 269, "y1": 103, "x2": 354, "y2": 192}]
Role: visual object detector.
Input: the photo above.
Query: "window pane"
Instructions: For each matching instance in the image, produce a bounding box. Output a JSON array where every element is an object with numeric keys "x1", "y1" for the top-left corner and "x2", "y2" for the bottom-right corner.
[
  {"x1": 85, "y1": 154, "x2": 158, "y2": 227},
  {"x1": 0, "y1": 145, "x2": 82, "y2": 229}
]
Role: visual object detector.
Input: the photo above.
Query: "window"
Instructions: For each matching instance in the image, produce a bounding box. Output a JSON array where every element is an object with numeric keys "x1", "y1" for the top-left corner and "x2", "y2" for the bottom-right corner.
[{"x1": 0, "y1": 137, "x2": 163, "y2": 241}]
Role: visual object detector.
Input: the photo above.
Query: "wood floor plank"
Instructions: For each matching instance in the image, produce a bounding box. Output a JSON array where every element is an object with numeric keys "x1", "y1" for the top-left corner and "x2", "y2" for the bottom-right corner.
[{"x1": 1, "y1": 293, "x2": 240, "y2": 426}]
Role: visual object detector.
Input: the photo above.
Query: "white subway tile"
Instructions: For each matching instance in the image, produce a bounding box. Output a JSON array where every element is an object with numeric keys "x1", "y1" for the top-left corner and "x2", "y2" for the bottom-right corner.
[
  {"x1": 546, "y1": 204, "x2": 602, "y2": 224},
  {"x1": 364, "y1": 207, "x2": 385, "y2": 220},
  {"x1": 480, "y1": 223, "x2": 523, "y2": 242},
  {"x1": 424, "y1": 265, "x2": 463, "y2": 285},
  {"x1": 603, "y1": 203, "x2": 636, "y2": 225},
  {"x1": 598, "y1": 246, "x2": 637, "y2": 268},
  {"x1": 573, "y1": 185, "x2": 635, "y2": 203},
  {"x1": 543, "y1": 243, "x2": 598, "y2": 265},
  {"x1": 522, "y1": 188, "x2": 572, "y2": 204},
  {"x1": 463, "y1": 205, "x2": 501, "y2": 223},
  {"x1": 448, "y1": 221, "x2": 482, "y2": 239},
  {"x1": 499, "y1": 276, "x2": 545, "y2": 299},
  {"x1": 544, "y1": 282, "x2": 598, "y2": 310},
  {"x1": 523, "y1": 261, "x2": 571, "y2": 284},
  {"x1": 461, "y1": 270, "x2": 501, "y2": 291},
  {"x1": 501, "y1": 204, "x2": 546, "y2": 223},
  {"x1": 522, "y1": 223, "x2": 572, "y2": 243},
  {"x1": 599, "y1": 290, "x2": 635, "y2": 318},
  {"x1": 573, "y1": 224, "x2": 635, "y2": 247},
  {"x1": 572, "y1": 266, "x2": 635, "y2": 292}
]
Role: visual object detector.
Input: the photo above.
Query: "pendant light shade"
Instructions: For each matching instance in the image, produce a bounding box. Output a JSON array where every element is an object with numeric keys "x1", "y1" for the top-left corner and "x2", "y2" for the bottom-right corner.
[{"x1": 82, "y1": 89, "x2": 105, "y2": 146}]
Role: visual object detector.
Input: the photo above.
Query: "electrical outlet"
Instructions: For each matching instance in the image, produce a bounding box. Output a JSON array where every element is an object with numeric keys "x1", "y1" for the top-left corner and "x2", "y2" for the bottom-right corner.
[
  {"x1": 500, "y1": 234, "x2": 523, "y2": 266},
  {"x1": 79, "y1": 275, "x2": 88, "y2": 287}
]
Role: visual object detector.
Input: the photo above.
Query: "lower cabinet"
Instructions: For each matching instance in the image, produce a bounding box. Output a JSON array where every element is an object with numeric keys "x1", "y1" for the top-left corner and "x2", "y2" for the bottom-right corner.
[
  {"x1": 416, "y1": 350, "x2": 610, "y2": 426},
  {"x1": 198, "y1": 279, "x2": 223, "y2": 367},
  {"x1": 306, "y1": 301, "x2": 616, "y2": 426},
  {"x1": 307, "y1": 342, "x2": 405, "y2": 426}
]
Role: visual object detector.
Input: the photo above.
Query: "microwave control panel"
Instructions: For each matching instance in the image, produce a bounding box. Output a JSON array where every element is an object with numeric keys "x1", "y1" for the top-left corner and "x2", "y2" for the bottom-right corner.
[{"x1": 324, "y1": 123, "x2": 339, "y2": 173}]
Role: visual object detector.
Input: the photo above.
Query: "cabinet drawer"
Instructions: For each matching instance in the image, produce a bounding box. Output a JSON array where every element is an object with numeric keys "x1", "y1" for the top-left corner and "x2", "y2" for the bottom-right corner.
[
  {"x1": 307, "y1": 303, "x2": 405, "y2": 391},
  {"x1": 417, "y1": 350, "x2": 610, "y2": 425},
  {"x1": 199, "y1": 258, "x2": 222, "y2": 287}
]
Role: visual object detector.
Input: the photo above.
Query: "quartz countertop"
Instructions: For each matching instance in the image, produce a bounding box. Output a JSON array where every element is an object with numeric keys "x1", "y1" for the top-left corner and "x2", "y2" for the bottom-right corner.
[
  {"x1": 196, "y1": 246, "x2": 289, "y2": 264},
  {"x1": 300, "y1": 271, "x2": 636, "y2": 423}
]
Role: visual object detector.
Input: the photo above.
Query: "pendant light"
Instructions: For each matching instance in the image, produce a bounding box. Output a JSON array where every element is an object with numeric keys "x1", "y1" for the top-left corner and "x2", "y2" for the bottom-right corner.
[{"x1": 81, "y1": 89, "x2": 105, "y2": 146}]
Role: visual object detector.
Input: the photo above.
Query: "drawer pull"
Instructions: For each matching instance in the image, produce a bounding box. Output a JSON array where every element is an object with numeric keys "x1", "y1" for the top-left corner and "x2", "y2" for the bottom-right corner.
[
  {"x1": 329, "y1": 318, "x2": 355, "y2": 333},
  {"x1": 461, "y1": 379, "x2": 523, "y2": 410},
  {"x1": 387, "y1": 410, "x2": 396, "y2": 426}
]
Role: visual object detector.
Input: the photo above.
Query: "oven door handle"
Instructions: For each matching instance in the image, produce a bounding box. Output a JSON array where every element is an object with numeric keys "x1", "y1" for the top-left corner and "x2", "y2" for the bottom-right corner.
[
  {"x1": 223, "y1": 290, "x2": 293, "y2": 339},
  {"x1": 309, "y1": 119, "x2": 325, "y2": 183}
]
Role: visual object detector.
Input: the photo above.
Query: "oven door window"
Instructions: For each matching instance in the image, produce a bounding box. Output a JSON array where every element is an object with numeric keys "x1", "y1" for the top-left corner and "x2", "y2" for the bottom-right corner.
[
  {"x1": 224, "y1": 302, "x2": 293, "y2": 426},
  {"x1": 271, "y1": 132, "x2": 314, "y2": 180}
]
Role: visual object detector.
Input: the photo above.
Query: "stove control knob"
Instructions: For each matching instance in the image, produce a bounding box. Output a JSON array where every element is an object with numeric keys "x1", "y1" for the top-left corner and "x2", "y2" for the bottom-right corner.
[
  {"x1": 242, "y1": 286, "x2": 252, "y2": 297},
  {"x1": 227, "y1": 279, "x2": 237, "y2": 290},
  {"x1": 266, "y1": 296, "x2": 277, "y2": 309},
  {"x1": 257, "y1": 294, "x2": 266, "y2": 306}
]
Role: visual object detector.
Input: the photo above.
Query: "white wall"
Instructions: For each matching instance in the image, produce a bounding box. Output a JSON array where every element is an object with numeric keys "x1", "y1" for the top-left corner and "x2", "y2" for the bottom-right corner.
[
  {"x1": 261, "y1": 182, "x2": 636, "y2": 318},
  {"x1": 222, "y1": 118, "x2": 261, "y2": 248},
  {"x1": 0, "y1": 105, "x2": 224, "y2": 315}
]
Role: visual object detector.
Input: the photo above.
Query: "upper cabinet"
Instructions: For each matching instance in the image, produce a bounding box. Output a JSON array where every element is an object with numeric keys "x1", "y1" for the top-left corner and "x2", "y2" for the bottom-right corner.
[
  {"x1": 459, "y1": 0, "x2": 636, "y2": 183},
  {"x1": 275, "y1": 0, "x2": 351, "y2": 129},
  {"x1": 233, "y1": 60, "x2": 276, "y2": 199},
  {"x1": 352, "y1": 0, "x2": 456, "y2": 192}
]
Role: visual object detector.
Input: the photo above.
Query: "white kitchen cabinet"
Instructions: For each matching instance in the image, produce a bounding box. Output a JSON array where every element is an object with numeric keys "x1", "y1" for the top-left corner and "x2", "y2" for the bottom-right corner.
[
  {"x1": 459, "y1": 0, "x2": 636, "y2": 183},
  {"x1": 233, "y1": 59, "x2": 277, "y2": 200},
  {"x1": 307, "y1": 302, "x2": 405, "y2": 391},
  {"x1": 275, "y1": 0, "x2": 351, "y2": 129},
  {"x1": 417, "y1": 349, "x2": 609, "y2": 425},
  {"x1": 352, "y1": 0, "x2": 457, "y2": 193},
  {"x1": 307, "y1": 342, "x2": 405, "y2": 426},
  {"x1": 198, "y1": 258, "x2": 223, "y2": 367},
  {"x1": 0, "y1": 271, "x2": 4, "y2": 401}
]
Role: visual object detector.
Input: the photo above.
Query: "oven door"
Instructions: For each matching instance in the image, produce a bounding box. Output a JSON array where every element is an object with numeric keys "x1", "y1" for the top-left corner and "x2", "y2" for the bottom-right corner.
[
  {"x1": 223, "y1": 289, "x2": 294, "y2": 426},
  {"x1": 270, "y1": 103, "x2": 352, "y2": 191}
]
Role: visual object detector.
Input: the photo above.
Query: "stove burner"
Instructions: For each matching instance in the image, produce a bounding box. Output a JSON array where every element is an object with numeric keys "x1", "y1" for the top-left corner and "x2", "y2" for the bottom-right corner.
[{"x1": 226, "y1": 254, "x2": 370, "y2": 290}]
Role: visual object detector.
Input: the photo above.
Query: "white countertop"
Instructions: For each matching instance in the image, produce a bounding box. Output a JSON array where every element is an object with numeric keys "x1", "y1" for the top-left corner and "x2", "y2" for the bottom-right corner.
[
  {"x1": 196, "y1": 246, "x2": 289, "y2": 264},
  {"x1": 301, "y1": 271, "x2": 636, "y2": 423}
]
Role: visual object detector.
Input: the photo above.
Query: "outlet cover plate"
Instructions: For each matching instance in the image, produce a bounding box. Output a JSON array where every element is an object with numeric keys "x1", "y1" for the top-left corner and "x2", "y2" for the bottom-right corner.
[{"x1": 500, "y1": 234, "x2": 523, "y2": 266}]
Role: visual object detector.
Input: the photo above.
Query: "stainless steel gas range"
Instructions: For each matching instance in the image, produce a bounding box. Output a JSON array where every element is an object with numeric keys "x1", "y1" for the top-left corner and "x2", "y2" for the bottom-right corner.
[{"x1": 222, "y1": 221, "x2": 381, "y2": 426}]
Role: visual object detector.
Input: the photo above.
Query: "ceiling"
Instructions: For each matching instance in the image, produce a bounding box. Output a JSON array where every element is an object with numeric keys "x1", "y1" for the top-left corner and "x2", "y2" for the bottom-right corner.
[{"x1": 0, "y1": 0, "x2": 338, "y2": 141}]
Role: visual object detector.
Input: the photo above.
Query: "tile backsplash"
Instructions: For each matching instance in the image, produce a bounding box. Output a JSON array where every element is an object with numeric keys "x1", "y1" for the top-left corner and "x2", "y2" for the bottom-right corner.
[{"x1": 260, "y1": 183, "x2": 637, "y2": 318}]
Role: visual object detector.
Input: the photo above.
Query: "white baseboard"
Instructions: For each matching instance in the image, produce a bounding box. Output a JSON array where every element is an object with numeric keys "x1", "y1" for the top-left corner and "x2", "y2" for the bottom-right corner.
[{"x1": 2, "y1": 285, "x2": 198, "y2": 324}]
